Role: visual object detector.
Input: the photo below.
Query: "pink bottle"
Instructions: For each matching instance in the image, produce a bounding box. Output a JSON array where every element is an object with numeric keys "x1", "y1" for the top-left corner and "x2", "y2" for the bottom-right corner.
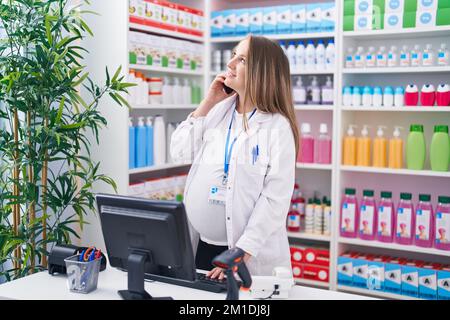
[
  {"x1": 435, "y1": 196, "x2": 450, "y2": 251},
  {"x1": 377, "y1": 191, "x2": 395, "y2": 243},
  {"x1": 316, "y1": 123, "x2": 332, "y2": 164},
  {"x1": 404, "y1": 84, "x2": 419, "y2": 106},
  {"x1": 420, "y1": 84, "x2": 436, "y2": 106},
  {"x1": 300, "y1": 123, "x2": 314, "y2": 163},
  {"x1": 414, "y1": 194, "x2": 434, "y2": 248},
  {"x1": 436, "y1": 84, "x2": 450, "y2": 106},
  {"x1": 395, "y1": 192, "x2": 415, "y2": 245},
  {"x1": 358, "y1": 189, "x2": 377, "y2": 240},
  {"x1": 340, "y1": 188, "x2": 359, "y2": 238}
]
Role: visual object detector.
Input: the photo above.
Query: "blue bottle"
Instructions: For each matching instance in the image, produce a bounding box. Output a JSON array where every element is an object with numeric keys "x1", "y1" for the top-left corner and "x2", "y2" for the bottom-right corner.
[
  {"x1": 146, "y1": 116, "x2": 154, "y2": 167},
  {"x1": 136, "y1": 116, "x2": 147, "y2": 168},
  {"x1": 129, "y1": 117, "x2": 136, "y2": 169}
]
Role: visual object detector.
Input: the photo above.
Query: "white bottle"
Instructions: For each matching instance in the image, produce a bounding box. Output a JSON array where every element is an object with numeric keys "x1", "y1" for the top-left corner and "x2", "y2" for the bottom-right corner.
[
  {"x1": 366, "y1": 46, "x2": 376, "y2": 67},
  {"x1": 293, "y1": 77, "x2": 307, "y2": 104},
  {"x1": 279, "y1": 41, "x2": 287, "y2": 56},
  {"x1": 362, "y1": 86, "x2": 373, "y2": 107},
  {"x1": 321, "y1": 76, "x2": 334, "y2": 105},
  {"x1": 295, "y1": 41, "x2": 306, "y2": 72},
  {"x1": 323, "y1": 204, "x2": 332, "y2": 236},
  {"x1": 422, "y1": 44, "x2": 435, "y2": 67},
  {"x1": 387, "y1": 46, "x2": 399, "y2": 67},
  {"x1": 354, "y1": 46, "x2": 365, "y2": 68},
  {"x1": 315, "y1": 39, "x2": 326, "y2": 70},
  {"x1": 325, "y1": 39, "x2": 335, "y2": 71},
  {"x1": 182, "y1": 78, "x2": 191, "y2": 105},
  {"x1": 383, "y1": 86, "x2": 394, "y2": 107},
  {"x1": 352, "y1": 86, "x2": 362, "y2": 107},
  {"x1": 309, "y1": 76, "x2": 321, "y2": 105},
  {"x1": 153, "y1": 115, "x2": 166, "y2": 165},
  {"x1": 128, "y1": 70, "x2": 137, "y2": 106},
  {"x1": 287, "y1": 41, "x2": 297, "y2": 72},
  {"x1": 437, "y1": 43, "x2": 449, "y2": 66},
  {"x1": 172, "y1": 77, "x2": 182, "y2": 104},
  {"x1": 373, "y1": 87, "x2": 383, "y2": 107},
  {"x1": 345, "y1": 47, "x2": 354, "y2": 68},
  {"x1": 342, "y1": 86, "x2": 352, "y2": 106},
  {"x1": 411, "y1": 45, "x2": 421, "y2": 67},
  {"x1": 305, "y1": 40, "x2": 316, "y2": 71},
  {"x1": 394, "y1": 87, "x2": 404, "y2": 107},
  {"x1": 134, "y1": 72, "x2": 143, "y2": 105},
  {"x1": 140, "y1": 73, "x2": 149, "y2": 105},
  {"x1": 166, "y1": 122, "x2": 177, "y2": 163},
  {"x1": 162, "y1": 76, "x2": 173, "y2": 105},
  {"x1": 305, "y1": 200, "x2": 314, "y2": 233},
  {"x1": 376, "y1": 46, "x2": 388, "y2": 67},
  {"x1": 400, "y1": 45, "x2": 411, "y2": 67},
  {"x1": 314, "y1": 201, "x2": 324, "y2": 234}
]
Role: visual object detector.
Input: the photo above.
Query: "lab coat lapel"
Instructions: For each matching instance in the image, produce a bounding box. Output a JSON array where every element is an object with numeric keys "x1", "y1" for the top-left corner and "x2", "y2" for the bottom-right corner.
[{"x1": 232, "y1": 111, "x2": 272, "y2": 157}]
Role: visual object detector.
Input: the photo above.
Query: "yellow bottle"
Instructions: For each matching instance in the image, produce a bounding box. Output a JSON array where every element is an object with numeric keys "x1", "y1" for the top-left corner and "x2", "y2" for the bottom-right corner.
[
  {"x1": 343, "y1": 124, "x2": 357, "y2": 165},
  {"x1": 388, "y1": 126, "x2": 403, "y2": 169},
  {"x1": 373, "y1": 126, "x2": 387, "y2": 167},
  {"x1": 356, "y1": 125, "x2": 371, "y2": 167}
]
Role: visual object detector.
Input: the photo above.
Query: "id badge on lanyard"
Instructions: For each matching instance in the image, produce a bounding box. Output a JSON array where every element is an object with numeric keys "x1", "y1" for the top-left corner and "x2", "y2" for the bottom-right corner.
[{"x1": 208, "y1": 185, "x2": 227, "y2": 205}]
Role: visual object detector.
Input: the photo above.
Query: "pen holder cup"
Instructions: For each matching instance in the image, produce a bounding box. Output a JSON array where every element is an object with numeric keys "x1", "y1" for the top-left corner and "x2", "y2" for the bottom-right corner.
[{"x1": 64, "y1": 254, "x2": 101, "y2": 294}]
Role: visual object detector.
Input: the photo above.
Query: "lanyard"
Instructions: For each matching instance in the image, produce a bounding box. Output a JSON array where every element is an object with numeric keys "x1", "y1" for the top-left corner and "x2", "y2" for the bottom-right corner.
[{"x1": 223, "y1": 106, "x2": 257, "y2": 185}]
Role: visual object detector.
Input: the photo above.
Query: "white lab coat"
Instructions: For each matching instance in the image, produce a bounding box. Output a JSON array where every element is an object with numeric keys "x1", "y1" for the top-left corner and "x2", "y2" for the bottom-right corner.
[{"x1": 170, "y1": 95, "x2": 295, "y2": 276}]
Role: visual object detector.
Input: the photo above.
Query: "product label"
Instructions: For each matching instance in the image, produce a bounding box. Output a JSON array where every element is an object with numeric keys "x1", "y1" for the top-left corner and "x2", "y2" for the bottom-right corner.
[
  {"x1": 287, "y1": 213, "x2": 300, "y2": 229},
  {"x1": 378, "y1": 206, "x2": 392, "y2": 237},
  {"x1": 342, "y1": 203, "x2": 356, "y2": 232},
  {"x1": 415, "y1": 209, "x2": 431, "y2": 241},
  {"x1": 438, "y1": 52, "x2": 449, "y2": 65},
  {"x1": 396, "y1": 208, "x2": 412, "y2": 238},
  {"x1": 346, "y1": 56, "x2": 353, "y2": 61},
  {"x1": 436, "y1": 212, "x2": 450, "y2": 244},
  {"x1": 359, "y1": 205, "x2": 375, "y2": 235}
]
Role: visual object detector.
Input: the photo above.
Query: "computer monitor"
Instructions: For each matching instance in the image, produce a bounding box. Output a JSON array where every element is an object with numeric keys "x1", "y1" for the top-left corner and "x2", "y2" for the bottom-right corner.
[{"x1": 96, "y1": 193, "x2": 196, "y2": 300}]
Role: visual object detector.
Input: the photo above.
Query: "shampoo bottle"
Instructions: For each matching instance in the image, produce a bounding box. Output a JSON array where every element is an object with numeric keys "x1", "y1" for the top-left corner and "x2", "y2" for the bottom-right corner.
[
  {"x1": 343, "y1": 86, "x2": 353, "y2": 106},
  {"x1": 362, "y1": 86, "x2": 373, "y2": 107},
  {"x1": 359, "y1": 189, "x2": 377, "y2": 240},
  {"x1": 430, "y1": 125, "x2": 450, "y2": 172},
  {"x1": 145, "y1": 116, "x2": 154, "y2": 167},
  {"x1": 388, "y1": 126, "x2": 403, "y2": 169},
  {"x1": 309, "y1": 76, "x2": 321, "y2": 105},
  {"x1": 343, "y1": 124, "x2": 357, "y2": 166},
  {"x1": 373, "y1": 87, "x2": 383, "y2": 107},
  {"x1": 414, "y1": 194, "x2": 434, "y2": 248},
  {"x1": 300, "y1": 123, "x2": 314, "y2": 163},
  {"x1": 153, "y1": 115, "x2": 166, "y2": 165},
  {"x1": 293, "y1": 77, "x2": 307, "y2": 104},
  {"x1": 435, "y1": 196, "x2": 450, "y2": 251},
  {"x1": 406, "y1": 124, "x2": 426, "y2": 170},
  {"x1": 129, "y1": 117, "x2": 136, "y2": 169},
  {"x1": 395, "y1": 192, "x2": 415, "y2": 245},
  {"x1": 340, "y1": 188, "x2": 359, "y2": 238},
  {"x1": 352, "y1": 86, "x2": 362, "y2": 107},
  {"x1": 373, "y1": 125, "x2": 387, "y2": 167},
  {"x1": 136, "y1": 116, "x2": 147, "y2": 168},
  {"x1": 317, "y1": 123, "x2": 332, "y2": 164},
  {"x1": 377, "y1": 191, "x2": 395, "y2": 243},
  {"x1": 356, "y1": 125, "x2": 371, "y2": 167},
  {"x1": 321, "y1": 76, "x2": 334, "y2": 105}
]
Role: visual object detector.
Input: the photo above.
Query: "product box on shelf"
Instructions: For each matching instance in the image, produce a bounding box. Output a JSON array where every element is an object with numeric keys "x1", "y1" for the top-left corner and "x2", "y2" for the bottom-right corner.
[
  {"x1": 190, "y1": 8, "x2": 204, "y2": 36},
  {"x1": 161, "y1": 1, "x2": 178, "y2": 31},
  {"x1": 338, "y1": 252, "x2": 358, "y2": 286},
  {"x1": 418, "y1": 0, "x2": 438, "y2": 11},
  {"x1": 354, "y1": 13, "x2": 373, "y2": 31},
  {"x1": 222, "y1": 10, "x2": 236, "y2": 36},
  {"x1": 353, "y1": 254, "x2": 374, "y2": 288},
  {"x1": 129, "y1": 0, "x2": 146, "y2": 24},
  {"x1": 416, "y1": 9, "x2": 437, "y2": 28},
  {"x1": 419, "y1": 263, "x2": 441, "y2": 300},
  {"x1": 384, "y1": 11, "x2": 403, "y2": 29},
  {"x1": 303, "y1": 264, "x2": 329, "y2": 282},
  {"x1": 403, "y1": 11, "x2": 417, "y2": 28},
  {"x1": 385, "y1": 258, "x2": 407, "y2": 295},
  {"x1": 291, "y1": 4, "x2": 307, "y2": 33},
  {"x1": 249, "y1": 8, "x2": 263, "y2": 34},
  {"x1": 235, "y1": 9, "x2": 249, "y2": 36},
  {"x1": 211, "y1": 11, "x2": 223, "y2": 37},
  {"x1": 343, "y1": 15, "x2": 355, "y2": 31},
  {"x1": 401, "y1": 260, "x2": 425, "y2": 298},
  {"x1": 176, "y1": 4, "x2": 191, "y2": 32},
  {"x1": 263, "y1": 6, "x2": 277, "y2": 34},
  {"x1": 290, "y1": 245, "x2": 306, "y2": 263},
  {"x1": 303, "y1": 248, "x2": 330, "y2": 267},
  {"x1": 344, "y1": 0, "x2": 355, "y2": 16},
  {"x1": 385, "y1": 0, "x2": 405, "y2": 12},
  {"x1": 306, "y1": 4, "x2": 322, "y2": 32},
  {"x1": 405, "y1": 0, "x2": 419, "y2": 11},
  {"x1": 437, "y1": 8, "x2": 450, "y2": 26},
  {"x1": 372, "y1": 12, "x2": 384, "y2": 29},
  {"x1": 128, "y1": 181, "x2": 146, "y2": 197},
  {"x1": 367, "y1": 256, "x2": 390, "y2": 291},
  {"x1": 437, "y1": 265, "x2": 450, "y2": 300},
  {"x1": 321, "y1": 2, "x2": 336, "y2": 31},
  {"x1": 276, "y1": 5, "x2": 291, "y2": 34},
  {"x1": 439, "y1": 0, "x2": 450, "y2": 8},
  {"x1": 355, "y1": 0, "x2": 373, "y2": 15},
  {"x1": 145, "y1": 0, "x2": 163, "y2": 27},
  {"x1": 373, "y1": 0, "x2": 386, "y2": 13},
  {"x1": 292, "y1": 262, "x2": 304, "y2": 279}
]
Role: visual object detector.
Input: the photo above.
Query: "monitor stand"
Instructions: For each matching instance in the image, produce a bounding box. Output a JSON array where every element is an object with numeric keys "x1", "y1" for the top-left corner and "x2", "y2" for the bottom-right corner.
[{"x1": 118, "y1": 250, "x2": 173, "y2": 300}]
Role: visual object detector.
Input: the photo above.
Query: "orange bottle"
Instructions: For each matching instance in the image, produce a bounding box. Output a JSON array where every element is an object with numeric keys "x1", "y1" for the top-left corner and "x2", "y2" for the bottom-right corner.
[
  {"x1": 343, "y1": 125, "x2": 357, "y2": 166},
  {"x1": 388, "y1": 126, "x2": 403, "y2": 169},
  {"x1": 373, "y1": 126, "x2": 387, "y2": 167},
  {"x1": 356, "y1": 125, "x2": 371, "y2": 167}
]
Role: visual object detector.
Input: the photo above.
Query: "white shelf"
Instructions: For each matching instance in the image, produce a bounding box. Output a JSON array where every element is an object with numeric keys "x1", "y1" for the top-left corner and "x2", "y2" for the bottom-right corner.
[
  {"x1": 296, "y1": 163, "x2": 333, "y2": 170},
  {"x1": 342, "y1": 26, "x2": 450, "y2": 40},
  {"x1": 210, "y1": 32, "x2": 335, "y2": 43},
  {"x1": 340, "y1": 165, "x2": 450, "y2": 178},
  {"x1": 341, "y1": 106, "x2": 450, "y2": 112},
  {"x1": 295, "y1": 104, "x2": 334, "y2": 111},
  {"x1": 288, "y1": 232, "x2": 331, "y2": 242},
  {"x1": 129, "y1": 22, "x2": 204, "y2": 42},
  {"x1": 343, "y1": 66, "x2": 450, "y2": 74},
  {"x1": 295, "y1": 278, "x2": 329, "y2": 288},
  {"x1": 337, "y1": 285, "x2": 421, "y2": 300},
  {"x1": 291, "y1": 70, "x2": 334, "y2": 75},
  {"x1": 129, "y1": 64, "x2": 203, "y2": 76},
  {"x1": 338, "y1": 237, "x2": 450, "y2": 257},
  {"x1": 132, "y1": 104, "x2": 197, "y2": 110},
  {"x1": 129, "y1": 163, "x2": 191, "y2": 175}
]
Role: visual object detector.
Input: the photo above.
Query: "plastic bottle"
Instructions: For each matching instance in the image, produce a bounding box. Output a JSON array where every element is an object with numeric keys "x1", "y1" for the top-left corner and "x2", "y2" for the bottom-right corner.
[
  {"x1": 437, "y1": 84, "x2": 450, "y2": 106},
  {"x1": 305, "y1": 40, "x2": 316, "y2": 71},
  {"x1": 356, "y1": 125, "x2": 371, "y2": 167},
  {"x1": 300, "y1": 123, "x2": 314, "y2": 163},
  {"x1": 321, "y1": 76, "x2": 334, "y2": 105},
  {"x1": 414, "y1": 194, "x2": 434, "y2": 248},
  {"x1": 395, "y1": 192, "x2": 415, "y2": 245},
  {"x1": 366, "y1": 46, "x2": 376, "y2": 67},
  {"x1": 388, "y1": 126, "x2": 403, "y2": 169},
  {"x1": 376, "y1": 46, "x2": 388, "y2": 67},
  {"x1": 388, "y1": 46, "x2": 399, "y2": 67},
  {"x1": 128, "y1": 70, "x2": 137, "y2": 105},
  {"x1": 295, "y1": 41, "x2": 306, "y2": 72},
  {"x1": 325, "y1": 39, "x2": 335, "y2": 71},
  {"x1": 287, "y1": 41, "x2": 297, "y2": 72},
  {"x1": 406, "y1": 124, "x2": 426, "y2": 170},
  {"x1": 162, "y1": 76, "x2": 173, "y2": 105},
  {"x1": 352, "y1": 86, "x2": 362, "y2": 107},
  {"x1": 182, "y1": 78, "x2": 191, "y2": 105},
  {"x1": 317, "y1": 123, "x2": 332, "y2": 164},
  {"x1": 145, "y1": 116, "x2": 154, "y2": 167},
  {"x1": 324, "y1": 201, "x2": 332, "y2": 236},
  {"x1": 400, "y1": 45, "x2": 411, "y2": 67},
  {"x1": 315, "y1": 40, "x2": 326, "y2": 70},
  {"x1": 345, "y1": 47, "x2": 354, "y2": 68},
  {"x1": 293, "y1": 77, "x2": 307, "y2": 105},
  {"x1": 394, "y1": 87, "x2": 404, "y2": 107},
  {"x1": 405, "y1": 84, "x2": 419, "y2": 106},
  {"x1": 435, "y1": 196, "x2": 450, "y2": 251},
  {"x1": 373, "y1": 86, "x2": 383, "y2": 106},
  {"x1": 129, "y1": 117, "x2": 136, "y2": 169},
  {"x1": 314, "y1": 199, "x2": 324, "y2": 234},
  {"x1": 430, "y1": 125, "x2": 450, "y2": 172},
  {"x1": 437, "y1": 43, "x2": 449, "y2": 66},
  {"x1": 309, "y1": 76, "x2": 321, "y2": 105},
  {"x1": 422, "y1": 44, "x2": 435, "y2": 67},
  {"x1": 411, "y1": 45, "x2": 421, "y2": 67},
  {"x1": 340, "y1": 188, "x2": 359, "y2": 238},
  {"x1": 136, "y1": 116, "x2": 147, "y2": 168},
  {"x1": 343, "y1": 86, "x2": 352, "y2": 106},
  {"x1": 153, "y1": 115, "x2": 166, "y2": 165},
  {"x1": 377, "y1": 191, "x2": 395, "y2": 243},
  {"x1": 359, "y1": 190, "x2": 377, "y2": 240},
  {"x1": 362, "y1": 86, "x2": 373, "y2": 107},
  {"x1": 383, "y1": 86, "x2": 394, "y2": 107},
  {"x1": 373, "y1": 125, "x2": 387, "y2": 167},
  {"x1": 287, "y1": 200, "x2": 301, "y2": 232},
  {"x1": 305, "y1": 198, "x2": 315, "y2": 234},
  {"x1": 343, "y1": 124, "x2": 357, "y2": 166},
  {"x1": 420, "y1": 84, "x2": 436, "y2": 106},
  {"x1": 166, "y1": 122, "x2": 176, "y2": 163},
  {"x1": 355, "y1": 46, "x2": 365, "y2": 68},
  {"x1": 172, "y1": 77, "x2": 182, "y2": 104}
]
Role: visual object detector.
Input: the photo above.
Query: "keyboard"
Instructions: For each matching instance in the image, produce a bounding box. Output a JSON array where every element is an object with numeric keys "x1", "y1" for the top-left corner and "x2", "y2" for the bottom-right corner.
[{"x1": 145, "y1": 272, "x2": 230, "y2": 293}]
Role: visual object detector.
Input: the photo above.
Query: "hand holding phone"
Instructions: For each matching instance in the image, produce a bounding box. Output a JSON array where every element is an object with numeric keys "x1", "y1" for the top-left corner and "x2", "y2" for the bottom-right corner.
[{"x1": 223, "y1": 84, "x2": 234, "y2": 94}]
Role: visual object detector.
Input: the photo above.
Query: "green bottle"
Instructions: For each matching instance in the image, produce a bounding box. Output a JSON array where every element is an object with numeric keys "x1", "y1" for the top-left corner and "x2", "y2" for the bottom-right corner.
[
  {"x1": 430, "y1": 125, "x2": 449, "y2": 172},
  {"x1": 406, "y1": 124, "x2": 426, "y2": 170}
]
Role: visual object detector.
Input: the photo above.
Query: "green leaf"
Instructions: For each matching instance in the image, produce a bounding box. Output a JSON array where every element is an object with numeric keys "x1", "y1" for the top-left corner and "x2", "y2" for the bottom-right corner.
[
  {"x1": 115, "y1": 92, "x2": 131, "y2": 110},
  {"x1": 45, "y1": 15, "x2": 53, "y2": 46},
  {"x1": 55, "y1": 97, "x2": 65, "y2": 125},
  {"x1": 60, "y1": 122, "x2": 85, "y2": 130},
  {"x1": 72, "y1": 72, "x2": 89, "y2": 87},
  {"x1": 79, "y1": 18, "x2": 94, "y2": 37},
  {"x1": 111, "y1": 65, "x2": 122, "y2": 83}
]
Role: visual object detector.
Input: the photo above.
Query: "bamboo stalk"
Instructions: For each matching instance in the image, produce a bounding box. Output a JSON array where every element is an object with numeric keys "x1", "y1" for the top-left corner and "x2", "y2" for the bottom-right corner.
[
  {"x1": 13, "y1": 109, "x2": 21, "y2": 272},
  {"x1": 27, "y1": 111, "x2": 35, "y2": 273},
  {"x1": 41, "y1": 116, "x2": 48, "y2": 268}
]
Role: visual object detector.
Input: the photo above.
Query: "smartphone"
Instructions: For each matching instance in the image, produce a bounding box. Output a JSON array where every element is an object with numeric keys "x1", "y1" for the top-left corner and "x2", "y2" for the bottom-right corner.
[{"x1": 223, "y1": 84, "x2": 234, "y2": 94}]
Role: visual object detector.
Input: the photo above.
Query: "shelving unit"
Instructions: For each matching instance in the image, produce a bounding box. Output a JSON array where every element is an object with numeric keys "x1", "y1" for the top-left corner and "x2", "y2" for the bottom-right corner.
[
  {"x1": 288, "y1": 232, "x2": 330, "y2": 242},
  {"x1": 341, "y1": 106, "x2": 450, "y2": 112},
  {"x1": 129, "y1": 64, "x2": 204, "y2": 76},
  {"x1": 295, "y1": 278, "x2": 329, "y2": 288},
  {"x1": 340, "y1": 165, "x2": 450, "y2": 178},
  {"x1": 296, "y1": 163, "x2": 333, "y2": 171},
  {"x1": 295, "y1": 104, "x2": 334, "y2": 111},
  {"x1": 337, "y1": 285, "x2": 421, "y2": 300},
  {"x1": 129, "y1": 22, "x2": 205, "y2": 42},
  {"x1": 342, "y1": 66, "x2": 450, "y2": 74},
  {"x1": 132, "y1": 104, "x2": 197, "y2": 110},
  {"x1": 342, "y1": 26, "x2": 450, "y2": 40},
  {"x1": 210, "y1": 31, "x2": 335, "y2": 43},
  {"x1": 129, "y1": 163, "x2": 192, "y2": 175}
]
